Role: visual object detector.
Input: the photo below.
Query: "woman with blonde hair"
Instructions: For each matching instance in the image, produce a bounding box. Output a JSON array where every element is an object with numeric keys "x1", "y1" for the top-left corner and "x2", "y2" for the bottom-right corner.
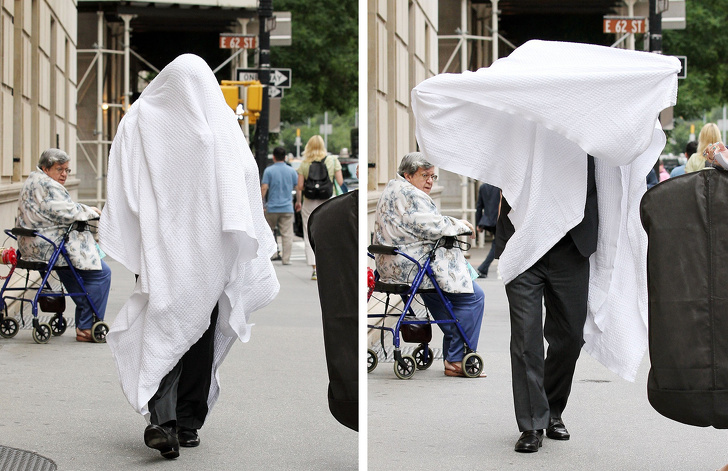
[
  {"x1": 295, "y1": 135, "x2": 344, "y2": 280},
  {"x1": 685, "y1": 122, "x2": 721, "y2": 173}
]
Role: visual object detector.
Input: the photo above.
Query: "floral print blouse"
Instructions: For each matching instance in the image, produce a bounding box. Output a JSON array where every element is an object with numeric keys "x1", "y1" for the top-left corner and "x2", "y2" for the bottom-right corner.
[
  {"x1": 374, "y1": 175, "x2": 473, "y2": 293},
  {"x1": 17, "y1": 169, "x2": 102, "y2": 270}
]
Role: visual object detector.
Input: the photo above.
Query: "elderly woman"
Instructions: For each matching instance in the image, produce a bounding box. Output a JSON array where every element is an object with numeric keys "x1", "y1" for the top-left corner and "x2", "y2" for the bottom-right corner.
[
  {"x1": 374, "y1": 152, "x2": 484, "y2": 377},
  {"x1": 17, "y1": 148, "x2": 111, "y2": 342}
]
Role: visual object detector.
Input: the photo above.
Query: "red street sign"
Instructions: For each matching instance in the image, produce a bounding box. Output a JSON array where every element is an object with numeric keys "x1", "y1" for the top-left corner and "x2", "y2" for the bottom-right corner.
[
  {"x1": 219, "y1": 34, "x2": 257, "y2": 49},
  {"x1": 603, "y1": 17, "x2": 646, "y2": 34}
]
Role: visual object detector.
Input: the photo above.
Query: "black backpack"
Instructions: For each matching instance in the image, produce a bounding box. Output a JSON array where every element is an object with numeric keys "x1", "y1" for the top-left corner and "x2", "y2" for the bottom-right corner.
[{"x1": 303, "y1": 157, "x2": 333, "y2": 200}]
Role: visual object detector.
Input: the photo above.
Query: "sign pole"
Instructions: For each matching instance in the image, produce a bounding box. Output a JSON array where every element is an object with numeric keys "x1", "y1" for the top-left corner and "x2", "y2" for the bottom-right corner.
[
  {"x1": 649, "y1": 0, "x2": 662, "y2": 55},
  {"x1": 649, "y1": 0, "x2": 663, "y2": 176},
  {"x1": 255, "y1": 0, "x2": 273, "y2": 179}
]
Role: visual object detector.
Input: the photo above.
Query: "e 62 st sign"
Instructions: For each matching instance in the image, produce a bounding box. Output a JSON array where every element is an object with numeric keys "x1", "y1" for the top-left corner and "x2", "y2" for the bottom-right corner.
[
  {"x1": 219, "y1": 34, "x2": 257, "y2": 49},
  {"x1": 603, "y1": 16, "x2": 646, "y2": 34}
]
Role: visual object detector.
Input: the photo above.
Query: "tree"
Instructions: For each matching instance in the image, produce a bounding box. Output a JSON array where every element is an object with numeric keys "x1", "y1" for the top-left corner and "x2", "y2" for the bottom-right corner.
[
  {"x1": 275, "y1": 110, "x2": 357, "y2": 156},
  {"x1": 270, "y1": 0, "x2": 358, "y2": 123},
  {"x1": 663, "y1": 0, "x2": 728, "y2": 121}
]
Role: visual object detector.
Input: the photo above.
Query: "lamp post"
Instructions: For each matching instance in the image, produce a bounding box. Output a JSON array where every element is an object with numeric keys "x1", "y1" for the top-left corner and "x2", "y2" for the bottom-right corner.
[{"x1": 255, "y1": 0, "x2": 273, "y2": 178}]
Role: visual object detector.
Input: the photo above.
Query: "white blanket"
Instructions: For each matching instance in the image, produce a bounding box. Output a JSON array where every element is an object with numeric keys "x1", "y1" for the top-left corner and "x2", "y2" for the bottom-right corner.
[
  {"x1": 412, "y1": 40, "x2": 680, "y2": 381},
  {"x1": 99, "y1": 54, "x2": 279, "y2": 417}
]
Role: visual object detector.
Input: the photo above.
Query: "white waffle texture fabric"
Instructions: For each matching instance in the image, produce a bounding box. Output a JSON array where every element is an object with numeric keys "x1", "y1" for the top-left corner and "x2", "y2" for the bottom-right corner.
[
  {"x1": 99, "y1": 54, "x2": 279, "y2": 417},
  {"x1": 412, "y1": 40, "x2": 680, "y2": 381}
]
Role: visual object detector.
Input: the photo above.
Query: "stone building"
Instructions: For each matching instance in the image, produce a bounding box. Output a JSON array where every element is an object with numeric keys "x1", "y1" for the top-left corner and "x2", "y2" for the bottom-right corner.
[{"x1": 0, "y1": 0, "x2": 79, "y2": 228}]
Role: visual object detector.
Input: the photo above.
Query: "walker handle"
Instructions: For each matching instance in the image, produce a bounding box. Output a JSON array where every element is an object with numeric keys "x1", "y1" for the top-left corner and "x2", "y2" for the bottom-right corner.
[
  {"x1": 368, "y1": 244, "x2": 398, "y2": 255},
  {"x1": 10, "y1": 227, "x2": 37, "y2": 237}
]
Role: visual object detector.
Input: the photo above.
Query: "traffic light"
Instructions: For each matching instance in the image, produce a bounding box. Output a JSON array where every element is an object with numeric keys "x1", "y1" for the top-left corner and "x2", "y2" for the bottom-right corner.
[
  {"x1": 247, "y1": 84, "x2": 263, "y2": 113},
  {"x1": 220, "y1": 85, "x2": 239, "y2": 111}
]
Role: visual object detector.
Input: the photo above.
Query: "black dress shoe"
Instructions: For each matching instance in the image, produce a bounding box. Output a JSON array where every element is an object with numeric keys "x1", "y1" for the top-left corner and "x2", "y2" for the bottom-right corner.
[
  {"x1": 177, "y1": 427, "x2": 200, "y2": 447},
  {"x1": 144, "y1": 424, "x2": 180, "y2": 459},
  {"x1": 546, "y1": 417, "x2": 570, "y2": 440},
  {"x1": 514, "y1": 430, "x2": 544, "y2": 453}
]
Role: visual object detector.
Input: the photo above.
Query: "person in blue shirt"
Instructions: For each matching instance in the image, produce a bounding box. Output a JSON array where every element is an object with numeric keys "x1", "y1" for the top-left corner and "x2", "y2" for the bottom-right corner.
[
  {"x1": 262, "y1": 147, "x2": 299, "y2": 264},
  {"x1": 670, "y1": 140, "x2": 697, "y2": 178}
]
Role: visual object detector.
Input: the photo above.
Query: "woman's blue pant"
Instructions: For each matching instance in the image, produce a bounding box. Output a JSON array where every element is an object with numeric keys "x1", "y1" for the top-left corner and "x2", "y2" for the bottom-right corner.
[
  {"x1": 420, "y1": 280, "x2": 484, "y2": 362},
  {"x1": 57, "y1": 259, "x2": 111, "y2": 330}
]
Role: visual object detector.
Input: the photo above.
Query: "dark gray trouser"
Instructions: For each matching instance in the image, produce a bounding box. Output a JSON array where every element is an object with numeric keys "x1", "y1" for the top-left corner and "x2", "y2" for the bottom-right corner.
[
  {"x1": 148, "y1": 304, "x2": 219, "y2": 431},
  {"x1": 505, "y1": 237, "x2": 589, "y2": 432}
]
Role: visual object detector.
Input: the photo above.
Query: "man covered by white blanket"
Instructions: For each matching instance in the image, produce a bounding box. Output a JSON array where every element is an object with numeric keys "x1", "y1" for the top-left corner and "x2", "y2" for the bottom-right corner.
[
  {"x1": 99, "y1": 54, "x2": 279, "y2": 459},
  {"x1": 411, "y1": 40, "x2": 680, "y2": 451}
]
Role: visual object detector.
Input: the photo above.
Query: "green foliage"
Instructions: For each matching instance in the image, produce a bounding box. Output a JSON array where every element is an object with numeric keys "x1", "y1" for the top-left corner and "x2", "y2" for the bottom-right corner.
[
  {"x1": 663, "y1": 0, "x2": 728, "y2": 120},
  {"x1": 273, "y1": 110, "x2": 358, "y2": 156},
  {"x1": 270, "y1": 0, "x2": 358, "y2": 123}
]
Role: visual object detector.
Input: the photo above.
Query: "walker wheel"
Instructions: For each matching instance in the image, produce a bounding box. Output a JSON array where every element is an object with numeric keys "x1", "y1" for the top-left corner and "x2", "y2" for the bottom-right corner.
[
  {"x1": 32, "y1": 323, "x2": 52, "y2": 344},
  {"x1": 0, "y1": 317, "x2": 19, "y2": 338},
  {"x1": 91, "y1": 321, "x2": 109, "y2": 343},
  {"x1": 462, "y1": 352, "x2": 484, "y2": 378},
  {"x1": 393, "y1": 355, "x2": 416, "y2": 380},
  {"x1": 413, "y1": 344, "x2": 434, "y2": 370},
  {"x1": 49, "y1": 315, "x2": 67, "y2": 336},
  {"x1": 367, "y1": 349, "x2": 378, "y2": 373}
]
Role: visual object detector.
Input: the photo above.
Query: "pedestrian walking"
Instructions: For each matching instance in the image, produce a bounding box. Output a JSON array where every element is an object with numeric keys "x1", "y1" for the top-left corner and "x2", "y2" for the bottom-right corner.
[
  {"x1": 496, "y1": 155, "x2": 598, "y2": 452},
  {"x1": 262, "y1": 146, "x2": 299, "y2": 265},
  {"x1": 99, "y1": 54, "x2": 279, "y2": 460},
  {"x1": 411, "y1": 40, "x2": 681, "y2": 453},
  {"x1": 475, "y1": 181, "x2": 500, "y2": 278},
  {"x1": 295, "y1": 135, "x2": 344, "y2": 280}
]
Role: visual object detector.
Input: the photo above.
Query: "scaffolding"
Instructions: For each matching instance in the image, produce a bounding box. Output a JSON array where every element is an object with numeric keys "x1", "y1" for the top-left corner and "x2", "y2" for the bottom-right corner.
[{"x1": 73, "y1": 5, "x2": 254, "y2": 208}]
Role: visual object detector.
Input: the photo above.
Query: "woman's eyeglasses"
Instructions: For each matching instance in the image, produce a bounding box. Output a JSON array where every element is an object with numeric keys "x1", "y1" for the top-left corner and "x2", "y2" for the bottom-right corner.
[
  {"x1": 52, "y1": 167, "x2": 72, "y2": 175},
  {"x1": 420, "y1": 173, "x2": 438, "y2": 182}
]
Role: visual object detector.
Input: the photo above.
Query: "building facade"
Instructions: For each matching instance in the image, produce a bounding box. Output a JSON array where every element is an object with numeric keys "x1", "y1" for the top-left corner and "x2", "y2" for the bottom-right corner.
[
  {"x1": 367, "y1": 0, "x2": 501, "y2": 238},
  {"x1": 0, "y1": 0, "x2": 79, "y2": 229},
  {"x1": 367, "y1": 0, "x2": 439, "y2": 236}
]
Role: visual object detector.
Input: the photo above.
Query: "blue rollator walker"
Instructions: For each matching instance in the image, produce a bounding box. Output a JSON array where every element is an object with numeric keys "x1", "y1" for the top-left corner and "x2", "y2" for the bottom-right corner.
[
  {"x1": 367, "y1": 235, "x2": 484, "y2": 379},
  {"x1": 0, "y1": 220, "x2": 109, "y2": 344}
]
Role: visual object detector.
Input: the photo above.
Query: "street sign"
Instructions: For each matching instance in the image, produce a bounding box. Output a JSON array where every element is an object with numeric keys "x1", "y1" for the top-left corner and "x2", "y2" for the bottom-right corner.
[
  {"x1": 269, "y1": 69, "x2": 292, "y2": 88},
  {"x1": 219, "y1": 34, "x2": 257, "y2": 49},
  {"x1": 236, "y1": 68, "x2": 292, "y2": 89},
  {"x1": 236, "y1": 68, "x2": 259, "y2": 82},
  {"x1": 674, "y1": 55, "x2": 687, "y2": 79},
  {"x1": 603, "y1": 16, "x2": 646, "y2": 34},
  {"x1": 268, "y1": 86, "x2": 284, "y2": 98}
]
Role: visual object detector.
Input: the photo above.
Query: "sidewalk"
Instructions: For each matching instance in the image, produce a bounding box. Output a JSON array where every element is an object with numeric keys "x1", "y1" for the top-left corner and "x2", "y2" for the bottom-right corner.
[
  {"x1": 0, "y1": 238, "x2": 357, "y2": 470},
  {"x1": 368, "y1": 243, "x2": 728, "y2": 471}
]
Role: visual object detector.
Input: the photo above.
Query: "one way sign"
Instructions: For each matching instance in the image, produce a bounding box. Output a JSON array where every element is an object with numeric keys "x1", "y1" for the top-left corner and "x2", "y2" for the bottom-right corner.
[
  {"x1": 235, "y1": 68, "x2": 292, "y2": 88},
  {"x1": 269, "y1": 68, "x2": 292, "y2": 88}
]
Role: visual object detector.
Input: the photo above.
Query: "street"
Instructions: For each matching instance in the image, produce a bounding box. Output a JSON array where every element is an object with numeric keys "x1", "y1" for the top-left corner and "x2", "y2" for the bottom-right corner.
[
  {"x1": 0, "y1": 239, "x2": 357, "y2": 470},
  {"x1": 367, "y1": 245, "x2": 728, "y2": 471}
]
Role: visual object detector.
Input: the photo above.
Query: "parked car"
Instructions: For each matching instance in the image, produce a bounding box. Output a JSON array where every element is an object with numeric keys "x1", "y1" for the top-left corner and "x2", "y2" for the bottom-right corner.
[{"x1": 339, "y1": 158, "x2": 359, "y2": 192}]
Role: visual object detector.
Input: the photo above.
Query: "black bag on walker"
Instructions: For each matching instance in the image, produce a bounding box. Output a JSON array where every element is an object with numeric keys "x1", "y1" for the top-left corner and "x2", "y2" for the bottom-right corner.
[
  {"x1": 640, "y1": 168, "x2": 728, "y2": 428},
  {"x1": 399, "y1": 317, "x2": 432, "y2": 344}
]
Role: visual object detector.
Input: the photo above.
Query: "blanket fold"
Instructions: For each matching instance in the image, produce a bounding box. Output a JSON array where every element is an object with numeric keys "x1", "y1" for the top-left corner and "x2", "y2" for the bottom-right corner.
[{"x1": 411, "y1": 40, "x2": 680, "y2": 381}]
